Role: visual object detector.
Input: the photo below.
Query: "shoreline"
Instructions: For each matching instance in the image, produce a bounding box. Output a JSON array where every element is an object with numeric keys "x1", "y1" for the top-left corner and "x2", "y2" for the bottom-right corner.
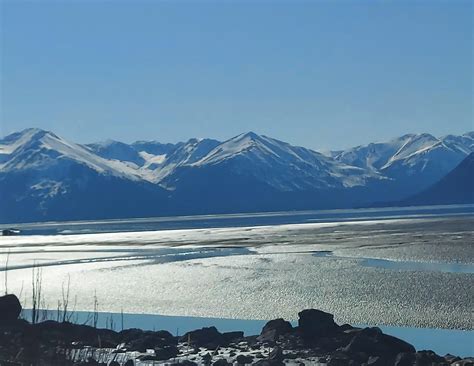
[
  {"x1": 2, "y1": 294, "x2": 472, "y2": 366},
  {"x1": 2, "y1": 204, "x2": 473, "y2": 237},
  {"x1": 20, "y1": 309, "x2": 474, "y2": 357}
]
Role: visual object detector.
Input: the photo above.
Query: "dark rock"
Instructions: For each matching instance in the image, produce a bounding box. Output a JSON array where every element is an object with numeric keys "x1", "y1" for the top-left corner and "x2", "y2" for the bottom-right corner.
[
  {"x1": 339, "y1": 324, "x2": 356, "y2": 332},
  {"x1": 327, "y1": 358, "x2": 351, "y2": 366},
  {"x1": 269, "y1": 346, "x2": 283, "y2": 361},
  {"x1": 342, "y1": 327, "x2": 415, "y2": 357},
  {"x1": 154, "y1": 345, "x2": 179, "y2": 360},
  {"x1": 170, "y1": 361, "x2": 198, "y2": 366},
  {"x1": 257, "y1": 318, "x2": 293, "y2": 342},
  {"x1": 367, "y1": 356, "x2": 385, "y2": 366},
  {"x1": 445, "y1": 354, "x2": 462, "y2": 363},
  {"x1": 127, "y1": 334, "x2": 174, "y2": 352},
  {"x1": 32, "y1": 320, "x2": 118, "y2": 347},
  {"x1": 284, "y1": 352, "x2": 298, "y2": 359},
  {"x1": 318, "y1": 335, "x2": 347, "y2": 352},
  {"x1": 202, "y1": 352, "x2": 212, "y2": 364},
  {"x1": 236, "y1": 354, "x2": 254, "y2": 364},
  {"x1": 415, "y1": 350, "x2": 445, "y2": 365},
  {"x1": 120, "y1": 328, "x2": 175, "y2": 351},
  {"x1": 253, "y1": 361, "x2": 284, "y2": 366},
  {"x1": 394, "y1": 352, "x2": 416, "y2": 366},
  {"x1": 212, "y1": 359, "x2": 230, "y2": 366},
  {"x1": 327, "y1": 353, "x2": 352, "y2": 366},
  {"x1": 137, "y1": 355, "x2": 158, "y2": 360},
  {"x1": 0, "y1": 294, "x2": 22, "y2": 325},
  {"x1": 222, "y1": 331, "x2": 244, "y2": 343},
  {"x1": 180, "y1": 326, "x2": 225, "y2": 348},
  {"x1": 84, "y1": 359, "x2": 99, "y2": 366},
  {"x1": 452, "y1": 359, "x2": 474, "y2": 366},
  {"x1": 297, "y1": 309, "x2": 339, "y2": 340}
]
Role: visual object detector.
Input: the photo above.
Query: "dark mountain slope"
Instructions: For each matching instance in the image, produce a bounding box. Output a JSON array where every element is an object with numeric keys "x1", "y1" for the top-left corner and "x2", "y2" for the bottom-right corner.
[{"x1": 400, "y1": 153, "x2": 474, "y2": 206}]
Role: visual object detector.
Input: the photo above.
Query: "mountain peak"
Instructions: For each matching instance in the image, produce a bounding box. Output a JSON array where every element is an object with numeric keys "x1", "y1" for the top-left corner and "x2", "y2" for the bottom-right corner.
[
  {"x1": 235, "y1": 131, "x2": 262, "y2": 141},
  {"x1": 242, "y1": 131, "x2": 260, "y2": 138}
]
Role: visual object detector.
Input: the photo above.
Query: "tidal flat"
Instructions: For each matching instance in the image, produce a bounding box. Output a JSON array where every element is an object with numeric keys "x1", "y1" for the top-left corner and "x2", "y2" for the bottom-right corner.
[{"x1": 1, "y1": 215, "x2": 473, "y2": 330}]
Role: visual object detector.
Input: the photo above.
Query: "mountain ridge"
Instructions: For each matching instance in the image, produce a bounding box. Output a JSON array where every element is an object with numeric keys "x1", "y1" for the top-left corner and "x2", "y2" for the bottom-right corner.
[{"x1": 0, "y1": 128, "x2": 472, "y2": 223}]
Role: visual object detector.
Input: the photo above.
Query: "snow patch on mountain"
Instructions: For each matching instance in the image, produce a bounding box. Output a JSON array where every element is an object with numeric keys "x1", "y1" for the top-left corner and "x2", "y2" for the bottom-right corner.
[
  {"x1": 0, "y1": 128, "x2": 144, "y2": 181},
  {"x1": 335, "y1": 132, "x2": 474, "y2": 175},
  {"x1": 190, "y1": 132, "x2": 381, "y2": 190}
]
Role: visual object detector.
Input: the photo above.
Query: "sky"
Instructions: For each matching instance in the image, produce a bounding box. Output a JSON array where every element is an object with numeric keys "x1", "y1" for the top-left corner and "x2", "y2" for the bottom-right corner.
[{"x1": 0, "y1": 0, "x2": 472, "y2": 150}]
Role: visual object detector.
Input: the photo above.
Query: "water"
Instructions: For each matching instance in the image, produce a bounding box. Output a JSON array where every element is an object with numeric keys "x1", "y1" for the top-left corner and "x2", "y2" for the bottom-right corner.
[
  {"x1": 2, "y1": 204, "x2": 473, "y2": 236},
  {"x1": 2, "y1": 206, "x2": 473, "y2": 357},
  {"x1": 21, "y1": 310, "x2": 474, "y2": 357},
  {"x1": 361, "y1": 257, "x2": 474, "y2": 274},
  {"x1": 312, "y1": 251, "x2": 474, "y2": 274}
]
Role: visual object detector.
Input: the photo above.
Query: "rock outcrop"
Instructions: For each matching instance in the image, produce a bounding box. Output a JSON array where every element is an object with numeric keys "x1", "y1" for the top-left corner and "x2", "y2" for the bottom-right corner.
[
  {"x1": 297, "y1": 308, "x2": 339, "y2": 340},
  {"x1": 0, "y1": 294, "x2": 22, "y2": 325}
]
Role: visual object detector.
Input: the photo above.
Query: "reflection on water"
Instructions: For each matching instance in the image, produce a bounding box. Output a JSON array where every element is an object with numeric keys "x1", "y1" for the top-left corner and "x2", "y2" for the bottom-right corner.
[
  {"x1": 5, "y1": 215, "x2": 474, "y2": 337},
  {"x1": 312, "y1": 251, "x2": 474, "y2": 274},
  {"x1": 3, "y1": 246, "x2": 253, "y2": 271},
  {"x1": 21, "y1": 310, "x2": 474, "y2": 357},
  {"x1": 361, "y1": 258, "x2": 474, "y2": 274}
]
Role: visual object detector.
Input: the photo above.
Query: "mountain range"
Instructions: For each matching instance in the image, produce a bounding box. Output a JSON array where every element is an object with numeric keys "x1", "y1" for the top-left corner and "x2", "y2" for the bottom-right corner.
[{"x1": 0, "y1": 128, "x2": 472, "y2": 223}]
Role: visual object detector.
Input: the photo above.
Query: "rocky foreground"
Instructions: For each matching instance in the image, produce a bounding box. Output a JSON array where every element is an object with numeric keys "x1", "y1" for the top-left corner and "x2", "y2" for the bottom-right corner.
[{"x1": 0, "y1": 294, "x2": 472, "y2": 366}]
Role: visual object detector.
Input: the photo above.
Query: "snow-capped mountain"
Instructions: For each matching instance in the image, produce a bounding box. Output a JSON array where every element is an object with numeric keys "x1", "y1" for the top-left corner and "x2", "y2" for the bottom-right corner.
[
  {"x1": 0, "y1": 128, "x2": 472, "y2": 223},
  {"x1": 334, "y1": 132, "x2": 474, "y2": 198},
  {"x1": 181, "y1": 132, "x2": 381, "y2": 191},
  {"x1": 87, "y1": 137, "x2": 221, "y2": 183},
  {"x1": 0, "y1": 129, "x2": 168, "y2": 223},
  {"x1": 86, "y1": 140, "x2": 146, "y2": 167},
  {"x1": 333, "y1": 134, "x2": 413, "y2": 171},
  {"x1": 131, "y1": 140, "x2": 179, "y2": 156},
  {"x1": 145, "y1": 137, "x2": 221, "y2": 183},
  {"x1": 0, "y1": 129, "x2": 143, "y2": 180},
  {"x1": 334, "y1": 132, "x2": 473, "y2": 172}
]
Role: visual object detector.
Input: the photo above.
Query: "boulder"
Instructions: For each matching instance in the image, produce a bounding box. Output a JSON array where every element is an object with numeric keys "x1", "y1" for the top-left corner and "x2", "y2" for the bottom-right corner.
[
  {"x1": 257, "y1": 318, "x2": 293, "y2": 342},
  {"x1": 297, "y1": 309, "x2": 339, "y2": 340},
  {"x1": 222, "y1": 331, "x2": 244, "y2": 343},
  {"x1": 0, "y1": 294, "x2": 22, "y2": 325},
  {"x1": 202, "y1": 352, "x2": 212, "y2": 364},
  {"x1": 32, "y1": 320, "x2": 118, "y2": 347},
  {"x1": 415, "y1": 350, "x2": 445, "y2": 365},
  {"x1": 180, "y1": 326, "x2": 225, "y2": 348},
  {"x1": 394, "y1": 352, "x2": 416, "y2": 366},
  {"x1": 127, "y1": 334, "x2": 173, "y2": 352},
  {"x1": 212, "y1": 360, "x2": 230, "y2": 366},
  {"x1": 154, "y1": 345, "x2": 179, "y2": 360},
  {"x1": 120, "y1": 328, "x2": 175, "y2": 346},
  {"x1": 269, "y1": 346, "x2": 283, "y2": 361},
  {"x1": 342, "y1": 327, "x2": 415, "y2": 357},
  {"x1": 253, "y1": 360, "x2": 284, "y2": 366},
  {"x1": 236, "y1": 354, "x2": 254, "y2": 364},
  {"x1": 327, "y1": 357, "x2": 351, "y2": 366}
]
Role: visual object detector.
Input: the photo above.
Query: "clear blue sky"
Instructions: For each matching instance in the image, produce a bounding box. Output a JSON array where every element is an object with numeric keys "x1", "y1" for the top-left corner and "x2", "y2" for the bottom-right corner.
[{"x1": 1, "y1": 1, "x2": 472, "y2": 150}]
